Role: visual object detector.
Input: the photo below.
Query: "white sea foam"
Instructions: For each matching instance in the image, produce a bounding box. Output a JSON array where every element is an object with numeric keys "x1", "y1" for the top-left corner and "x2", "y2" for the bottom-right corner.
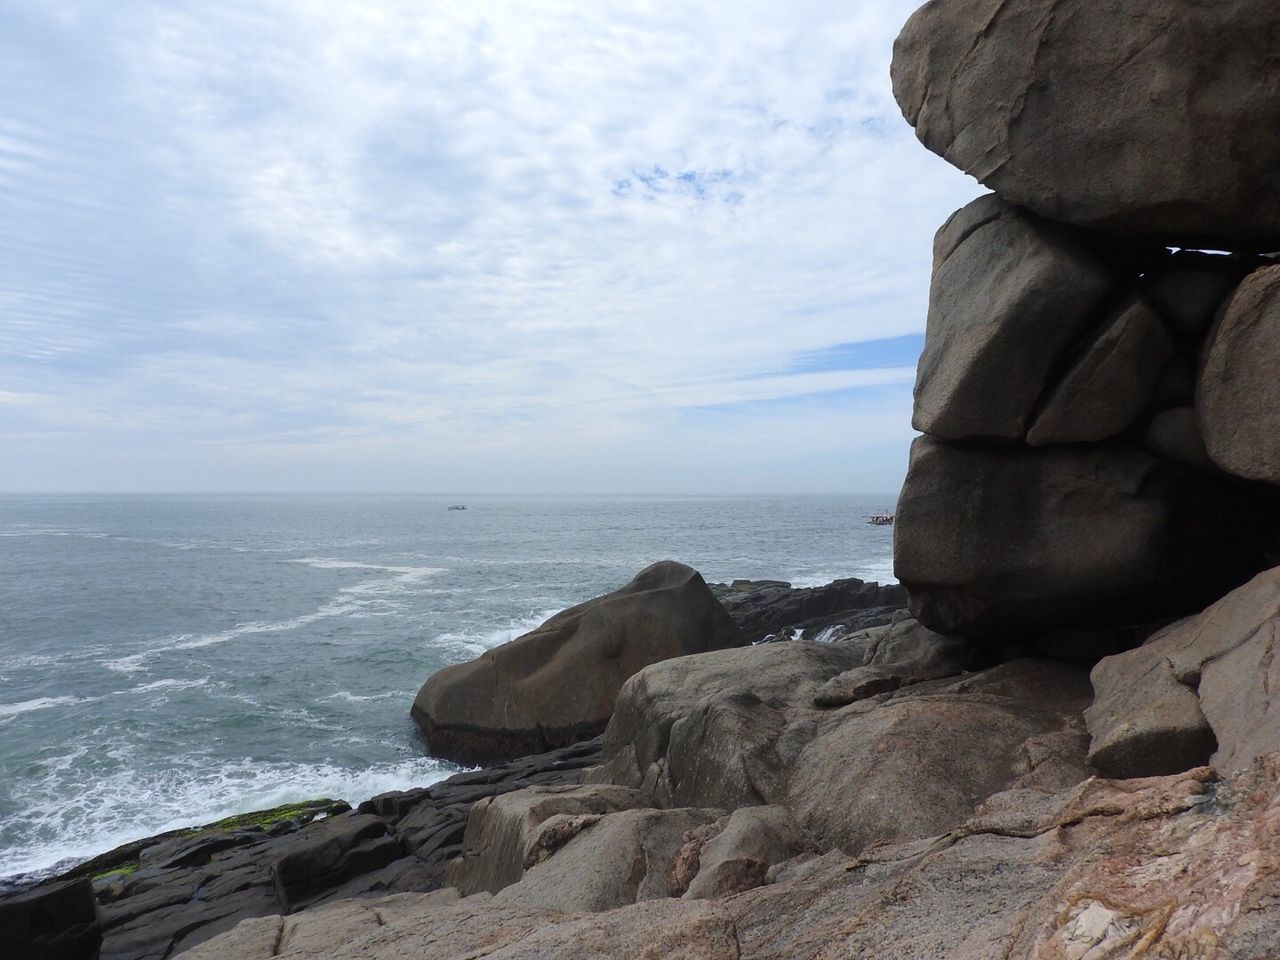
[
  {"x1": 0, "y1": 753, "x2": 454, "y2": 879},
  {"x1": 129, "y1": 677, "x2": 210, "y2": 695},
  {"x1": 431, "y1": 607, "x2": 566, "y2": 658},
  {"x1": 101, "y1": 560, "x2": 445, "y2": 673},
  {"x1": 0, "y1": 696, "x2": 97, "y2": 717}
]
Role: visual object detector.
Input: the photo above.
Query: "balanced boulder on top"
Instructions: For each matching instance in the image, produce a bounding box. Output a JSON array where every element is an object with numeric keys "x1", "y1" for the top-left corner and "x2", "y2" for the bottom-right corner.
[
  {"x1": 412, "y1": 561, "x2": 745, "y2": 765},
  {"x1": 892, "y1": 0, "x2": 1280, "y2": 246}
]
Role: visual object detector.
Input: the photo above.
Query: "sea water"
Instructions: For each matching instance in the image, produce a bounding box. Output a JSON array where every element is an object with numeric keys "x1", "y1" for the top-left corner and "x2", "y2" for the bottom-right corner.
[{"x1": 0, "y1": 493, "x2": 896, "y2": 881}]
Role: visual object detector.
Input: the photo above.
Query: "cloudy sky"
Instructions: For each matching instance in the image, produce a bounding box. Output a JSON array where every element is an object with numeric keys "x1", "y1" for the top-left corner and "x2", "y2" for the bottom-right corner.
[{"x1": 0, "y1": 0, "x2": 978, "y2": 494}]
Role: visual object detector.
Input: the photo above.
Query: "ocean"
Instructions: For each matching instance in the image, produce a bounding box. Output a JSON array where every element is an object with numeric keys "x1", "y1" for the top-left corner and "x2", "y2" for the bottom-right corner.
[{"x1": 0, "y1": 493, "x2": 896, "y2": 882}]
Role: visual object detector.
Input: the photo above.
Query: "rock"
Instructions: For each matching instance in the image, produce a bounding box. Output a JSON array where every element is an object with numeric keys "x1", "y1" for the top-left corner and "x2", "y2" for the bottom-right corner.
[
  {"x1": 271, "y1": 815, "x2": 402, "y2": 912},
  {"x1": 0, "y1": 877, "x2": 100, "y2": 960},
  {"x1": 1143, "y1": 252, "x2": 1252, "y2": 341},
  {"x1": 1087, "y1": 566, "x2": 1280, "y2": 777},
  {"x1": 592, "y1": 635, "x2": 1092, "y2": 856},
  {"x1": 891, "y1": 0, "x2": 1280, "y2": 245},
  {"x1": 812, "y1": 664, "x2": 905, "y2": 708},
  {"x1": 587, "y1": 641, "x2": 863, "y2": 809},
  {"x1": 1142, "y1": 406, "x2": 1211, "y2": 468},
  {"x1": 913, "y1": 195, "x2": 1117, "y2": 441},
  {"x1": 894, "y1": 436, "x2": 1269, "y2": 637},
  {"x1": 446, "y1": 784, "x2": 651, "y2": 897},
  {"x1": 1025, "y1": 297, "x2": 1174, "y2": 446},
  {"x1": 710, "y1": 578, "x2": 907, "y2": 643},
  {"x1": 787, "y1": 660, "x2": 1093, "y2": 854},
  {"x1": 412, "y1": 561, "x2": 746, "y2": 765},
  {"x1": 37, "y1": 739, "x2": 603, "y2": 960},
  {"x1": 183, "y1": 755, "x2": 1280, "y2": 960},
  {"x1": 1199, "y1": 265, "x2": 1280, "y2": 485},
  {"x1": 677, "y1": 806, "x2": 811, "y2": 900},
  {"x1": 493, "y1": 806, "x2": 726, "y2": 912}
]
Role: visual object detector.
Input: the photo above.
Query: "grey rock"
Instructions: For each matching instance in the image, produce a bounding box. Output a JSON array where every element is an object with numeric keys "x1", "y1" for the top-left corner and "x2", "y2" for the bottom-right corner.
[
  {"x1": 1144, "y1": 252, "x2": 1250, "y2": 341},
  {"x1": 0, "y1": 877, "x2": 100, "y2": 960},
  {"x1": 894, "y1": 436, "x2": 1268, "y2": 637},
  {"x1": 1026, "y1": 297, "x2": 1173, "y2": 446},
  {"x1": 1143, "y1": 406, "x2": 1211, "y2": 468},
  {"x1": 710, "y1": 577, "x2": 907, "y2": 643},
  {"x1": 1088, "y1": 565, "x2": 1280, "y2": 777},
  {"x1": 891, "y1": 0, "x2": 1280, "y2": 245},
  {"x1": 1199, "y1": 265, "x2": 1280, "y2": 485},
  {"x1": 914, "y1": 195, "x2": 1116, "y2": 441},
  {"x1": 412, "y1": 561, "x2": 745, "y2": 765}
]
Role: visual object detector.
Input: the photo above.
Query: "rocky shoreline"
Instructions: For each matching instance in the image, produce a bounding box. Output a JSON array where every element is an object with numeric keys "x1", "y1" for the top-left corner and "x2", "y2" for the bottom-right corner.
[
  {"x1": 12, "y1": 1, "x2": 1280, "y2": 956},
  {"x1": 3, "y1": 574, "x2": 904, "y2": 960}
]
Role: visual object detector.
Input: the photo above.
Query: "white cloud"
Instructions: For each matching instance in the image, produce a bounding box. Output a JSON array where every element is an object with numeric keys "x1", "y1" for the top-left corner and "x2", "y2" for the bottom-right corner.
[{"x1": 0, "y1": 0, "x2": 978, "y2": 492}]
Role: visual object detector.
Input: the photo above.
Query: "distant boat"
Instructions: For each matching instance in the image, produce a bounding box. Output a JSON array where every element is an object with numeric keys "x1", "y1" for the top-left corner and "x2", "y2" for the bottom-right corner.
[
  {"x1": 448, "y1": 504, "x2": 467, "y2": 511},
  {"x1": 868, "y1": 514, "x2": 894, "y2": 526}
]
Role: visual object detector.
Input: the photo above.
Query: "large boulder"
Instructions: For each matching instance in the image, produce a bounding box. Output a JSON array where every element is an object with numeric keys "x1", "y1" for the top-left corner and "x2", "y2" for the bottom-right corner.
[
  {"x1": 913, "y1": 195, "x2": 1117, "y2": 441},
  {"x1": 1199, "y1": 265, "x2": 1280, "y2": 486},
  {"x1": 1087, "y1": 565, "x2": 1280, "y2": 778},
  {"x1": 412, "y1": 561, "x2": 746, "y2": 764},
  {"x1": 891, "y1": 0, "x2": 1280, "y2": 246},
  {"x1": 894, "y1": 436, "x2": 1268, "y2": 638}
]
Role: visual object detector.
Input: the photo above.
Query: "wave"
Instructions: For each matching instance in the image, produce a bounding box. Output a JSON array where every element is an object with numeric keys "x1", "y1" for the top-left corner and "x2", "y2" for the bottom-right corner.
[
  {"x1": 102, "y1": 560, "x2": 447, "y2": 673},
  {"x1": 0, "y1": 753, "x2": 453, "y2": 879},
  {"x1": 430, "y1": 607, "x2": 566, "y2": 658},
  {"x1": 0, "y1": 695, "x2": 99, "y2": 717}
]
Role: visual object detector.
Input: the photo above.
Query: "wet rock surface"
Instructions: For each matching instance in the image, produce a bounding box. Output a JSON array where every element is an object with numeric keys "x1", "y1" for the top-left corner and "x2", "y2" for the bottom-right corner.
[{"x1": 8, "y1": 739, "x2": 602, "y2": 960}]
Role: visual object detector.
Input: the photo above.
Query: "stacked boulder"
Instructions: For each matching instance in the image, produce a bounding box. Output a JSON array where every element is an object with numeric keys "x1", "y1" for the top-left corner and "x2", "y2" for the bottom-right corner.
[{"x1": 890, "y1": 0, "x2": 1280, "y2": 641}]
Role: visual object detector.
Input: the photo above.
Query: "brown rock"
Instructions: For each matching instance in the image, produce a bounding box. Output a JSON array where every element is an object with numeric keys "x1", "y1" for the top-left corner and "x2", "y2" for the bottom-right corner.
[
  {"x1": 447, "y1": 784, "x2": 650, "y2": 897},
  {"x1": 891, "y1": 0, "x2": 1280, "y2": 245},
  {"x1": 181, "y1": 756, "x2": 1280, "y2": 960},
  {"x1": 493, "y1": 807, "x2": 725, "y2": 912},
  {"x1": 913, "y1": 195, "x2": 1116, "y2": 441},
  {"x1": 411, "y1": 561, "x2": 745, "y2": 765}
]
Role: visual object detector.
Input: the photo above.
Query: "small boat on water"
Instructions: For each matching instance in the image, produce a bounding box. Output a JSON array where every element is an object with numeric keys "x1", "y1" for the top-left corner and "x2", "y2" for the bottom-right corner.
[
  {"x1": 448, "y1": 504, "x2": 467, "y2": 511},
  {"x1": 868, "y1": 514, "x2": 894, "y2": 526}
]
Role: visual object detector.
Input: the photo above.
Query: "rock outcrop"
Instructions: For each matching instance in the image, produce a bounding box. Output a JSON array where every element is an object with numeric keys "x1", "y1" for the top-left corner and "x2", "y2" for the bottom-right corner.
[
  {"x1": 895, "y1": 436, "x2": 1267, "y2": 637},
  {"x1": 1087, "y1": 565, "x2": 1280, "y2": 779},
  {"x1": 412, "y1": 561, "x2": 745, "y2": 765},
  {"x1": 31, "y1": 740, "x2": 601, "y2": 960},
  {"x1": 892, "y1": 0, "x2": 1280, "y2": 246},
  {"x1": 590, "y1": 625, "x2": 1091, "y2": 856},
  {"x1": 710, "y1": 577, "x2": 907, "y2": 643},
  {"x1": 180, "y1": 755, "x2": 1280, "y2": 959},
  {"x1": 1199, "y1": 265, "x2": 1280, "y2": 485}
]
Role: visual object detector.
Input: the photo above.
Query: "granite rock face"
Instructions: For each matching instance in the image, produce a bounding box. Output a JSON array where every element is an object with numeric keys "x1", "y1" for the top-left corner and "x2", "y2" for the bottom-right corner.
[
  {"x1": 1199, "y1": 265, "x2": 1280, "y2": 486},
  {"x1": 1087, "y1": 565, "x2": 1280, "y2": 778},
  {"x1": 912, "y1": 195, "x2": 1116, "y2": 441},
  {"x1": 590, "y1": 633, "x2": 1091, "y2": 857},
  {"x1": 892, "y1": 0, "x2": 1280, "y2": 245},
  {"x1": 1025, "y1": 297, "x2": 1173, "y2": 446},
  {"x1": 412, "y1": 561, "x2": 745, "y2": 765},
  {"x1": 894, "y1": 437, "x2": 1264, "y2": 637},
  {"x1": 180, "y1": 756, "x2": 1280, "y2": 960}
]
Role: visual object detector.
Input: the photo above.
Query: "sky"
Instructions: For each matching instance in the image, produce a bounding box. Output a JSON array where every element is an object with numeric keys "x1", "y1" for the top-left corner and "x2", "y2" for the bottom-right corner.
[{"x1": 0, "y1": 0, "x2": 979, "y2": 495}]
